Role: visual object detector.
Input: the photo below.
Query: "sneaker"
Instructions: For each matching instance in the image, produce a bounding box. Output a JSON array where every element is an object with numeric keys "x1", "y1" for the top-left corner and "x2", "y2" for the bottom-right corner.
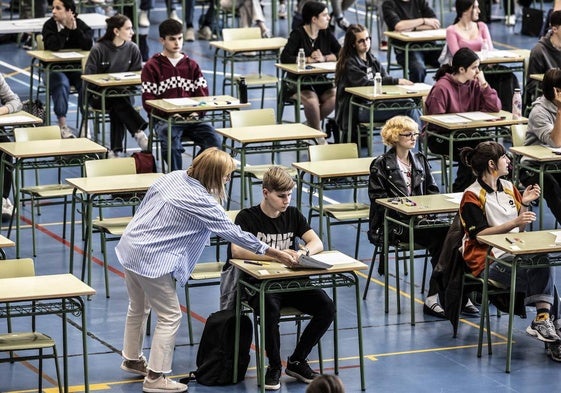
[
  {"x1": 2, "y1": 197, "x2": 13, "y2": 223},
  {"x1": 139, "y1": 11, "x2": 150, "y2": 27},
  {"x1": 120, "y1": 355, "x2": 148, "y2": 376},
  {"x1": 184, "y1": 27, "x2": 195, "y2": 42},
  {"x1": 505, "y1": 14, "x2": 516, "y2": 26},
  {"x1": 548, "y1": 342, "x2": 561, "y2": 362},
  {"x1": 169, "y1": 10, "x2": 182, "y2": 24},
  {"x1": 336, "y1": 17, "x2": 350, "y2": 31},
  {"x1": 143, "y1": 375, "x2": 187, "y2": 393},
  {"x1": 264, "y1": 366, "x2": 281, "y2": 390},
  {"x1": 526, "y1": 318, "x2": 561, "y2": 343},
  {"x1": 285, "y1": 357, "x2": 319, "y2": 384},
  {"x1": 21, "y1": 34, "x2": 33, "y2": 50},
  {"x1": 278, "y1": 3, "x2": 287, "y2": 19},
  {"x1": 198, "y1": 26, "x2": 212, "y2": 41},
  {"x1": 60, "y1": 125, "x2": 76, "y2": 139},
  {"x1": 135, "y1": 130, "x2": 149, "y2": 151},
  {"x1": 107, "y1": 150, "x2": 119, "y2": 159}
]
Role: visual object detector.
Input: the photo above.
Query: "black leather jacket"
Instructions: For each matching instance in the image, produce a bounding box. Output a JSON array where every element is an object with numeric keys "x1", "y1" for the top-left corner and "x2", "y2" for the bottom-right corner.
[{"x1": 368, "y1": 148, "x2": 440, "y2": 243}]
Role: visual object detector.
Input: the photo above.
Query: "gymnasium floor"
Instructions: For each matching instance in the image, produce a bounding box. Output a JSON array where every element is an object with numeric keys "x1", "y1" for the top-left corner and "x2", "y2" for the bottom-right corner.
[{"x1": 2, "y1": 1, "x2": 561, "y2": 392}]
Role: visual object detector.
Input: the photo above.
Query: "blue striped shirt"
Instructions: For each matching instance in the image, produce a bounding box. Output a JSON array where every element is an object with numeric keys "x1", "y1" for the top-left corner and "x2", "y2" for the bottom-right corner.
[{"x1": 115, "y1": 171, "x2": 269, "y2": 286}]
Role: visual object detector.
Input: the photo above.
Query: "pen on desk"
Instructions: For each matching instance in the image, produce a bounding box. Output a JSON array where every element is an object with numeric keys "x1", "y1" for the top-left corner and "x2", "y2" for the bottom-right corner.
[
  {"x1": 244, "y1": 260, "x2": 270, "y2": 266},
  {"x1": 505, "y1": 237, "x2": 516, "y2": 244}
]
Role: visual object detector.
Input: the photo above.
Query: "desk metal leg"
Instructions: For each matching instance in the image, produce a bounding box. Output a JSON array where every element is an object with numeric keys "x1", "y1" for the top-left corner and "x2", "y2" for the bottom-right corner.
[
  {"x1": 62, "y1": 299, "x2": 69, "y2": 393},
  {"x1": 408, "y1": 218, "x2": 416, "y2": 326},
  {"x1": 505, "y1": 258, "x2": 517, "y2": 373},
  {"x1": 258, "y1": 287, "x2": 266, "y2": 393},
  {"x1": 383, "y1": 210, "x2": 390, "y2": 313},
  {"x1": 79, "y1": 297, "x2": 90, "y2": 393},
  {"x1": 352, "y1": 272, "x2": 366, "y2": 390}
]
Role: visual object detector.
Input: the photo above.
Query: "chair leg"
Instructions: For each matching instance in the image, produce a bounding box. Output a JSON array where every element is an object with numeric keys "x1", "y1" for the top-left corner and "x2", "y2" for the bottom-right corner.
[
  {"x1": 421, "y1": 253, "x2": 429, "y2": 294},
  {"x1": 354, "y1": 221, "x2": 362, "y2": 259},
  {"x1": 38, "y1": 349, "x2": 43, "y2": 393},
  {"x1": 53, "y1": 345, "x2": 63, "y2": 393},
  {"x1": 100, "y1": 231, "x2": 110, "y2": 298},
  {"x1": 363, "y1": 244, "x2": 379, "y2": 299},
  {"x1": 395, "y1": 247, "x2": 401, "y2": 314},
  {"x1": 185, "y1": 285, "x2": 194, "y2": 346},
  {"x1": 30, "y1": 195, "x2": 37, "y2": 257}
]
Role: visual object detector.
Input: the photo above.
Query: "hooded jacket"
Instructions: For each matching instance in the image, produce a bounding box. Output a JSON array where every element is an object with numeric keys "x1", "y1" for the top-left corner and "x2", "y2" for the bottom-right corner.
[{"x1": 526, "y1": 32, "x2": 561, "y2": 102}]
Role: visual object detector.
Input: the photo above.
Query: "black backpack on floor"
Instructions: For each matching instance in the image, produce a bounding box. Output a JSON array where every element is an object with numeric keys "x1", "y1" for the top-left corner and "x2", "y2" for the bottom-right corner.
[{"x1": 194, "y1": 309, "x2": 253, "y2": 386}]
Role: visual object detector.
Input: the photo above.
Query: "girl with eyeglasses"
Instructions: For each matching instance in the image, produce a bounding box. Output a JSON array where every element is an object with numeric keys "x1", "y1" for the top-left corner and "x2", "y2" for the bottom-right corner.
[
  {"x1": 425, "y1": 47, "x2": 501, "y2": 192},
  {"x1": 335, "y1": 24, "x2": 420, "y2": 144},
  {"x1": 367, "y1": 116, "x2": 474, "y2": 318}
]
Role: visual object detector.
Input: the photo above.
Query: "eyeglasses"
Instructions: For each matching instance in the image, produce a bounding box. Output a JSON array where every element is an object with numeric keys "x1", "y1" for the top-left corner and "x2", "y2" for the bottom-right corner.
[
  {"x1": 356, "y1": 36, "x2": 371, "y2": 44},
  {"x1": 399, "y1": 132, "x2": 420, "y2": 138}
]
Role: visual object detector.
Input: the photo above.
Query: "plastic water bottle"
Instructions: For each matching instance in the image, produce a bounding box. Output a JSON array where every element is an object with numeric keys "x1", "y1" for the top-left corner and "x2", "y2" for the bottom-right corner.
[
  {"x1": 238, "y1": 76, "x2": 248, "y2": 104},
  {"x1": 480, "y1": 39, "x2": 489, "y2": 60},
  {"x1": 297, "y1": 48, "x2": 306, "y2": 70},
  {"x1": 374, "y1": 72, "x2": 382, "y2": 96},
  {"x1": 512, "y1": 88, "x2": 522, "y2": 120}
]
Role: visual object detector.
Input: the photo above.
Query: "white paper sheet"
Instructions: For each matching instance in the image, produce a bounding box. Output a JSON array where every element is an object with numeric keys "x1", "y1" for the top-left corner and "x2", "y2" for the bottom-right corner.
[
  {"x1": 52, "y1": 51, "x2": 84, "y2": 59},
  {"x1": 396, "y1": 83, "x2": 432, "y2": 92},
  {"x1": 432, "y1": 114, "x2": 471, "y2": 124},
  {"x1": 310, "y1": 62, "x2": 337, "y2": 71},
  {"x1": 456, "y1": 112, "x2": 499, "y2": 121},
  {"x1": 162, "y1": 97, "x2": 199, "y2": 106},
  {"x1": 0, "y1": 115, "x2": 35, "y2": 125},
  {"x1": 401, "y1": 28, "x2": 446, "y2": 38},
  {"x1": 108, "y1": 72, "x2": 139, "y2": 79}
]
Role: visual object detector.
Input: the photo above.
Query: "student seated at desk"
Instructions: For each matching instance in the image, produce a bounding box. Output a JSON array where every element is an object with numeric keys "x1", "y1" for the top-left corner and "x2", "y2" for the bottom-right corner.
[
  {"x1": 220, "y1": 166, "x2": 335, "y2": 391},
  {"x1": 83, "y1": 15, "x2": 149, "y2": 158},
  {"x1": 335, "y1": 24, "x2": 419, "y2": 144},
  {"x1": 368, "y1": 116, "x2": 478, "y2": 317},
  {"x1": 142, "y1": 19, "x2": 221, "y2": 171},
  {"x1": 441, "y1": 0, "x2": 518, "y2": 111},
  {"x1": 280, "y1": 1, "x2": 340, "y2": 137},
  {"x1": 459, "y1": 141, "x2": 561, "y2": 362},
  {"x1": 42, "y1": 0, "x2": 93, "y2": 138},
  {"x1": 0, "y1": 74, "x2": 22, "y2": 223},
  {"x1": 521, "y1": 68, "x2": 561, "y2": 226},
  {"x1": 382, "y1": 0, "x2": 441, "y2": 83},
  {"x1": 116, "y1": 149, "x2": 295, "y2": 392},
  {"x1": 425, "y1": 47, "x2": 501, "y2": 192}
]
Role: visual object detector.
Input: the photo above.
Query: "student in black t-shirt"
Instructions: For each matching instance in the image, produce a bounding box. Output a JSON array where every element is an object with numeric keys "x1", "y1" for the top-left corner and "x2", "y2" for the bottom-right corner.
[{"x1": 220, "y1": 167, "x2": 335, "y2": 391}]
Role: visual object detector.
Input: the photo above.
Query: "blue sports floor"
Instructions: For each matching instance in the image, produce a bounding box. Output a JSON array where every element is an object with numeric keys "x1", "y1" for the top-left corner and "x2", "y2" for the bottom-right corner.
[{"x1": 2, "y1": 1, "x2": 561, "y2": 392}]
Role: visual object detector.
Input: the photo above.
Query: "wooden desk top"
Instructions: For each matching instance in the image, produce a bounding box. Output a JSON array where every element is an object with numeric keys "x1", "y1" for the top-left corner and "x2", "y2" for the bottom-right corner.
[
  {"x1": 216, "y1": 123, "x2": 326, "y2": 143},
  {"x1": 421, "y1": 110, "x2": 527, "y2": 130},
  {"x1": 0, "y1": 273, "x2": 96, "y2": 302},
  {"x1": 510, "y1": 145, "x2": 561, "y2": 162},
  {"x1": 0, "y1": 111, "x2": 42, "y2": 126},
  {"x1": 26, "y1": 50, "x2": 90, "y2": 62},
  {"x1": 376, "y1": 193, "x2": 462, "y2": 215},
  {"x1": 530, "y1": 73, "x2": 544, "y2": 82},
  {"x1": 479, "y1": 49, "x2": 528, "y2": 65},
  {"x1": 275, "y1": 63, "x2": 336, "y2": 75},
  {"x1": 209, "y1": 37, "x2": 287, "y2": 52},
  {"x1": 81, "y1": 72, "x2": 141, "y2": 87},
  {"x1": 66, "y1": 173, "x2": 163, "y2": 195},
  {"x1": 0, "y1": 138, "x2": 106, "y2": 158},
  {"x1": 146, "y1": 95, "x2": 250, "y2": 113},
  {"x1": 231, "y1": 250, "x2": 367, "y2": 280},
  {"x1": 292, "y1": 157, "x2": 373, "y2": 178},
  {"x1": 384, "y1": 29, "x2": 446, "y2": 42},
  {"x1": 0, "y1": 234, "x2": 15, "y2": 248},
  {"x1": 345, "y1": 83, "x2": 431, "y2": 101},
  {"x1": 0, "y1": 13, "x2": 107, "y2": 34},
  {"x1": 477, "y1": 230, "x2": 561, "y2": 255}
]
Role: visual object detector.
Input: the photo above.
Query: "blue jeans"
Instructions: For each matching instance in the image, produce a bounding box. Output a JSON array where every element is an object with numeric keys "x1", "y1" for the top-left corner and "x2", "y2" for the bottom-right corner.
[
  {"x1": 482, "y1": 253, "x2": 555, "y2": 307},
  {"x1": 396, "y1": 49, "x2": 440, "y2": 83},
  {"x1": 155, "y1": 120, "x2": 222, "y2": 171},
  {"x1": 49, "y1": 71, "x2": 83, "y2": 120}
]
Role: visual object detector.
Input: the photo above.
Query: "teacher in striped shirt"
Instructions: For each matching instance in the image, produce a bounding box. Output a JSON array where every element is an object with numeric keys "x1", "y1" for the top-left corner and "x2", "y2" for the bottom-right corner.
[{"x1": 116, "y1": 148, "x2": 296, "y2": 393}]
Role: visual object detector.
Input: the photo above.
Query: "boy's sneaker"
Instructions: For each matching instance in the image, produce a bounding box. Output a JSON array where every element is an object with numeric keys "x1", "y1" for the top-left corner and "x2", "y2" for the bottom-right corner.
[
  {"x1": 143, "y1": 375, "x2": 187, "y2": 392},
  {"x1": 120, "y1": 355, "x2": 148, "y2": 376},
  {"x1": 548, "y1": 342, "x2": 561, "y2": 362},
  {"x1": 135, "y1": 130, "x2": 149, "y2": 151},
  {"x1": 139, "y1": 10, "x2": 150, "y2": 27},
  {"x1": 264, "y1": 366, "x2": 281, "y2": 390},
  {"x1": 169, "y1": 10, "x2": 182, "y2": 23},
  {"x1": 60, "y1": 125, "x2": 76, "y2": 139},
  {"x1": 2, "y1": 197, "x2": 13, "y2": 222},
  {"x1": 278, "y1": 3, "x2": 287, "y2": 19},
  {"x1": 285, "y1": 357, "x2": 319, "y2": 384},
  {"x1": 526, "y1": 318, "x2": 561, "y2": 343},
  {"x1": 184, "y1": 27, "x2": 195, "y2": 42}
]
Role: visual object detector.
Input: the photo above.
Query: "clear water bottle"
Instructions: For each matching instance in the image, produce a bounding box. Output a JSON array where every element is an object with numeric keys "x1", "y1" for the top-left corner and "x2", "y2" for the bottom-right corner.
[
  {"x1": 374, "y1": 72, "x2": 382, "y2": 96},
  {"x1": 297, "y1": 48, "x2": 306, "y2": 70},
  {"x1": 238, "y1": 76, "x2": 248, "y2": 104},
  {"x1": 512, "y1": 88, "x2": 522, "y2": 120}
]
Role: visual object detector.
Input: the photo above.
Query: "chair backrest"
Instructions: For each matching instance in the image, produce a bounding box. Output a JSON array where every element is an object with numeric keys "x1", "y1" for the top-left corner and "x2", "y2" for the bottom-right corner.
[
  {"x1": 222, "y1": 27, "x2": 261, "y2": 41},
  {"x1": 85, "y1": 157, "x2": 137, "y2": 177},
  {"x1": 14, "y1": 126, "x2": 61, "y2": 142},
  {"x1": 308, "y1": 143, "x2": 359, "y2": 161},
  {"x1": 511, "y1": 124, "x2": 528, "y2": 147},
  {"x1": 36, "y1": 34, "x2": 44, "y2": 50},
  {"x1": 229, "y1": 109, "x2": 276, "y2": 127},
  {"x1": 0, "y1": 258, "x2": 35, "y2": 278}
]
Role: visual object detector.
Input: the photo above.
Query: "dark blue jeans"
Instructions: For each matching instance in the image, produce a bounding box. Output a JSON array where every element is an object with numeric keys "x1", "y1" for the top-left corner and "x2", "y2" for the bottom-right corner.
[
  {"x1": 49, "y1": 71, "x2": 83, "y2": 120},
  {"x1": 154, "y1": 120, "x2": 221, "y2": 171}
]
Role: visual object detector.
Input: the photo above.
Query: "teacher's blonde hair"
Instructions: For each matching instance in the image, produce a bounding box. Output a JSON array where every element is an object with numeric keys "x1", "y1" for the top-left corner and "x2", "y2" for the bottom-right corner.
[{"x1": 187, "y1": 148, "x2": 235, "y2": 202}]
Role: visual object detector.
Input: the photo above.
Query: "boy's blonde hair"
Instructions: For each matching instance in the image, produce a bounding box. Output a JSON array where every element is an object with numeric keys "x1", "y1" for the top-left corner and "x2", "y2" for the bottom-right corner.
[{"x1": 262, "y1": 166, "x2": 295, "y2": 192}]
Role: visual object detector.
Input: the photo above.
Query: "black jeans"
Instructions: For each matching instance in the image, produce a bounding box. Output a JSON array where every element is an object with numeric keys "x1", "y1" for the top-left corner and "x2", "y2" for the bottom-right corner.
[
  {"x1": 0, "y1": 134, "x2": 12, "y2": 198},
  {"x1": 519, "y1": 169, "x2": 561, "y2": 225},
  {"x1": 249, "y1": 288, "x2": 335, "y2": 368}
]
